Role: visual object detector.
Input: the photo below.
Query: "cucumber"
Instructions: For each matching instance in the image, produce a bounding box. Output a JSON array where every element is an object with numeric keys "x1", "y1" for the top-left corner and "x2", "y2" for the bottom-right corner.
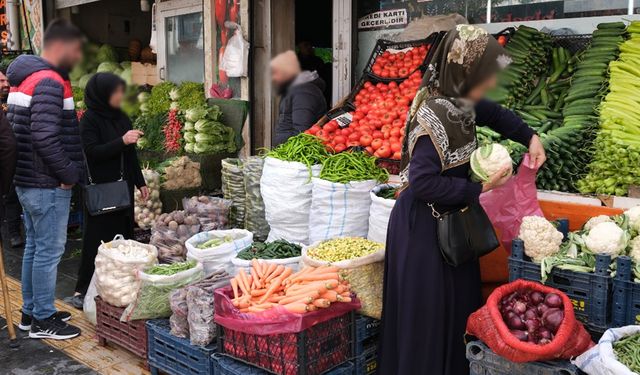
[
  {"x1": 563, "y1": 105, "x2": 597, "y2": 117},
  {"x1": 597, "y1": 21, "x2": 626, "y2": 30}
]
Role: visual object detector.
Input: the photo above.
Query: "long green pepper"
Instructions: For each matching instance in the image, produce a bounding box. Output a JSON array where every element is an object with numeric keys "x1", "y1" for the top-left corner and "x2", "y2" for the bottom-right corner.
[{"x1": 319, "y1": 151, "x2": 388, "y2": 184}]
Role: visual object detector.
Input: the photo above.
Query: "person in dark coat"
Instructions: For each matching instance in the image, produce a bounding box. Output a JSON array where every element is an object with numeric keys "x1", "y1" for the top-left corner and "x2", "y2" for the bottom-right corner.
[
  {"x1": 0, "y1": 111, "x2": 16, "y2": 204},
  {"x1": 377, "y1": 25, "x2": 546, "y2": 375},
  {"x1": 271, "y1": 50, "x2": 327, "y2": 145},
  {"x1": 7, "y1": 19, "x2": 85, "y2": 340},
  {"x1": 64, "y1": 73, "x2": 147, "y2": 309}
]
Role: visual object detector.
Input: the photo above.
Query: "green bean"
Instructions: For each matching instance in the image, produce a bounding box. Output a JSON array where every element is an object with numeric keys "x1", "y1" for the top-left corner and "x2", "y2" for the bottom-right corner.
[
  {"x1": 614, "y1": 332, "x2": 640, "y2": 373},
  {"x1": 319, "y1": 151, "x2": 389, "y2": 184},
  {"x1": 146, "y1": 260, "x2": 196, "y2": 275},
  {"x1": 377, "y1": 187, "x2": 398, "y2": 200}
]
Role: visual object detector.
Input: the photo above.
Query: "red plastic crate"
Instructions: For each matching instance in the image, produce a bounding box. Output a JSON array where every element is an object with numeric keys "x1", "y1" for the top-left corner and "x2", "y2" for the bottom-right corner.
[
  {"x1": 95, "y1": 296, "x2": 148, "y2": 359},
  {"x1": 217, "y1": 312, "x2": 354, "y2": 375}
]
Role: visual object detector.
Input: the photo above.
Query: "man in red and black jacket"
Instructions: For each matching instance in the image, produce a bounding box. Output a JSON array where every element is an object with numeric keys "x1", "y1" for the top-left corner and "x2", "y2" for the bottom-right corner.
[{"x1": 6, "y1": 19, "x2": 85, "y2": 340}]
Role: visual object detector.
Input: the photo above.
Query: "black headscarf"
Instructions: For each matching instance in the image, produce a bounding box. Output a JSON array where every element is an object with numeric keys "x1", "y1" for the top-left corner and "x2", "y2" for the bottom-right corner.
[
  {"x1": 84, "y1": 73, "x2": 126, "y2": 119},
  {"x1": 399, "y1": 25, "x2": 511, "y2": 190}
]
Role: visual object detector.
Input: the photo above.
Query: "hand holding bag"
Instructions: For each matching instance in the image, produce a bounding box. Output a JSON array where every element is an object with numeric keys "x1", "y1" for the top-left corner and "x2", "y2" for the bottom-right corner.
[
  {"x1": 430, "y1": 201, "x2": 499, "y2": 267},
  {"x1": 84, "y1": 154, "x2": 131, "y2": 216}
]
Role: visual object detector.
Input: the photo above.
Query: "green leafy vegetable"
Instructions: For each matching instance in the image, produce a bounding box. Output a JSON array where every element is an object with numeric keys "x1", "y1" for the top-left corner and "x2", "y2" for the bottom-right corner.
[
  {"x1": 147, "y1": 82, "x2": 177, "y2": 116},
  {"x1": 236, "y1": 240, "x2": 302, "y2": 260}
]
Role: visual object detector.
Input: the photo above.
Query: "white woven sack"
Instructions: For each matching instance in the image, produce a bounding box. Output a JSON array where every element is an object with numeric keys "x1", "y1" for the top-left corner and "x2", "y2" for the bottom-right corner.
[
  {"x1": 186, "y1": 229, "x2": 253, "y2": 276},
  {"x1": 573, "y1": 325, "x2": 640, "y2": 375},
  {"x1": 308, "y1": 178, "x2": 376, "y2": 244},
  {"x1": 367, "y1": 184, "x2": 399, "y2": 244},
  {"x1": 260, "y1": 157, "x2": 321, "y2": 244}
]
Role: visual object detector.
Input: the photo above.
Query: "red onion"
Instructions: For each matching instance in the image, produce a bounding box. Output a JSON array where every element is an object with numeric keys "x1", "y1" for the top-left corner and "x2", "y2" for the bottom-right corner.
[
  {"x1": 542, "y1": 308, "x2": 564, "y2": 333},
  {"x1": 537, "y1": 303, "x2": 550, "y2": 315},
  {"x1": 524, "y1": 308, "x2": 538, "y2": 321},
  {"x1": 530, "y1": 291, "x2": 545, "y2": 305},
  {"x1": 538, "y1": 327, "x2": 552, "y2": 340},
  {"x1": 510, "y1": 329, "x2": 528, "y2": 342},
  {"x1": 525, "y1": 318, "x2": 541, "y2": 333},
  {"x1": 514, "y1": 301, "x2": 527, "y2": 314},
  {"x1": 544, "y1": 293, "x2": 563, "y2": 308},
  {"x1": 507, "y1": 315, "x2": 526, "y2": 330}
]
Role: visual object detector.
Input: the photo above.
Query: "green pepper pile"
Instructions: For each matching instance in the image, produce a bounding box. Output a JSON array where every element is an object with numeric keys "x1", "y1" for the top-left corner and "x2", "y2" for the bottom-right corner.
[
  {"x1": 145, "y1": 260, "x2": 196, "y2": 276},
  {"x1": 236, "y1": 240, "x2": 302, "y2": 260},
  {"x1": 614, "y1": 332, "x2": 640, "y2": 373},
  {"x1": 320, "y1": 151, "x2": 388, "y2": 184},
  {"x1": 266, "y1": 133, "x2": 329, "y2": 168}
]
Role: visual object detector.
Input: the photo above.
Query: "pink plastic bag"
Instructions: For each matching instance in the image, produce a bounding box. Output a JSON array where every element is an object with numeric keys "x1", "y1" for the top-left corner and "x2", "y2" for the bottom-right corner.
[
  {"x1": 214, "y1": 286, "x2": 361, "y2": 335},
  {"x1": 480, "y1": 154, "x2": 543, "y2": 252}
]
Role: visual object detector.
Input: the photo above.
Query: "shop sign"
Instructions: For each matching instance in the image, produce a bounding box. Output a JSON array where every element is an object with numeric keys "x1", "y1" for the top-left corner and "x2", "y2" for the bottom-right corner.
[{"x1": 358, "y1": 8, "x2": 408, "y2": 31}]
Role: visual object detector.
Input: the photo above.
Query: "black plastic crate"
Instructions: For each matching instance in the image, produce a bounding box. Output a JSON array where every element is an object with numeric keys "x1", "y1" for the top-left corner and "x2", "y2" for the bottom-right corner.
[
  {"x1": 613, "y1": 255, "x2": 640, "y2": 327},
  {"x1": 211, "y1": 354, "x2": 354, "y2": 375},
  {"x1": 362, "y1": 31, "x2": 444, "y2": 82},
  {"x1": 550, "y1": 34, "x2": 592, "y2": 54},
  {"x1": 354, "y1": 340, "x2": 378, "y2": 375},
  {"x1": 354, "y1": 314, "x2": 380, "y2": 357},
  {"x1": 509, "y1": 235, "x2": 613, "y2": 329},
  {"x1": 146, "y1": 319, "x2": 216, "y2": 375},
  {"x1": 466, "y1": 341, "x2": 584, "y2": 375},
  {"x1": 217, "y1": 312, "x2": 354, "y2": 375}
]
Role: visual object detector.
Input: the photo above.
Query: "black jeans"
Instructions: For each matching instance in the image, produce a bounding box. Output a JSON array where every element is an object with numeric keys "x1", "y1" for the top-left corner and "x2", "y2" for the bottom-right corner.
[{"x1": 3, "y1": 184, "x2": 22, "y2": 236}]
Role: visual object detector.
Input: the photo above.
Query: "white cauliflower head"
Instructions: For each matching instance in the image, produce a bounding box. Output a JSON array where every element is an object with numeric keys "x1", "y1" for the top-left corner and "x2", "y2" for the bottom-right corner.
[
  {"x1": 470, "y1": 143, "x2": 513, "y2": 182},
  {"x1": 584, "y1": 221, "x2": 628, "y2": 257},
  {"x1": 625, "y1": 206, "x2": 640, "y2": 232},
  {"x1": 519, "y1": 216, "x2": 563, "y2": 263},
  {"x1": 584, "y1": 215, "x2": 613, "y2": 231},
  {"x1": 630, "y1": 236, "x2": 640, "y2": 263}
]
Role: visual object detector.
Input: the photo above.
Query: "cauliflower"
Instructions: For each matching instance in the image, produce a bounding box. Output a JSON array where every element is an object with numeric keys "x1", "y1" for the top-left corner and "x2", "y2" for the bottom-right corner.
[
  {"x1": 630, "y1": 236, "x2": 640, "y2": 263},
  {"x1": 470, "y1": 143, "x2": 513, "y2": 182},
  {"x1": 583, "y1": 221, "x2": 628, "y2": 257},
  {"x1": 625, "y1": 206, "x2": 640, "y2": 232},
  {"x1": 519, "y1": 216, "x2": 563, "y2": 263},
  {"x1": 583, "y1": 215, "x2": 613, "y2": 231}
]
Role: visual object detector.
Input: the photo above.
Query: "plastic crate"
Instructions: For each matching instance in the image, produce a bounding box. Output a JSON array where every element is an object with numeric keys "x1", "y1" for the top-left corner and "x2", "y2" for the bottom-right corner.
[
  {"x1": 550, "y1": 34, "x2": 592, "y2": 54},
  {"x1": 216, "y1": 312, "x2": 354, "y2": 375},
  {"x1": 146, "y1": 319, "x2": 216, "y2": 375},
  {"x1": 509, "y1": 226, "x2": 613, "y2": 328},
  {"x1": 95, "y1": 296, "x2": 148, "y2": 359},
  {"x1": 467, "y1": 341, "x2": 584, "y2": 375},
  {"x1": 362, "y1": 31, "x2": 444, "y2": 82},
  {"x1": 354, "y1": 314, "x2": 380, "y2": 357},
  {"x1": 211, "y1": 354, "x2": 354, "y2": 375},
  {"x1": 613, "y1": 256, "x2": 640, "y2": 327},
  {"x1": 354, "y1": 341, "x2": 378, "y2": 375}
]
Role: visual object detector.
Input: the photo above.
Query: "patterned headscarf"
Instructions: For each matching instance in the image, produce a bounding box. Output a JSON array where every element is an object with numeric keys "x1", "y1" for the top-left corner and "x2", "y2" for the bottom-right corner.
[{"x1": 399, "y1": 25, "x2": 511, "y2": 189}]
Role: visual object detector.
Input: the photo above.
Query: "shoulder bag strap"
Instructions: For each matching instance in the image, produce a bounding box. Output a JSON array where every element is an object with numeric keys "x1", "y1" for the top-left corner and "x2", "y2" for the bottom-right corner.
[{"x1": 83, "y1": 150, "x2": 124, "y2": 185}]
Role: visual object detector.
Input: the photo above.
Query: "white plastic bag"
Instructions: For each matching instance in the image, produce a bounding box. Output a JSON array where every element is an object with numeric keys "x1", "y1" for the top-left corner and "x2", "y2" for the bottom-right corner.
[
  {"x1": 308, "y1": 178, "x2": 377, "y2": 244},
  {"x1": 573, "y1": 325, "x2": 640, "y2": 375},
  {"x1": 261, "y1": 157, "x2": 321, "y2": 244},
  {"x1": 83, "y1": 273, "x2": 99, "y2": 325},
  {"x1": 367, "y1": 184, "x2": 399, "y2": 244},
  {"x1": 220, "y1": 28, "x2": 249, "y2": 77},
  {"x1": 94, "y1": 235, "x2": 158, "y2": 307},
  {"x1": 302, "y1": 240, "x2": 385, "y2": 319},
  {"x1": 185, "y1": 229, "x2": 253, "y2": 276}
]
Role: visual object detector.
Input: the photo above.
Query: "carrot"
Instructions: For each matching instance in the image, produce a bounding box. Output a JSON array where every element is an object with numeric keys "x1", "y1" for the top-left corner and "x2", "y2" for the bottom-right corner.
[
  {"x1": 320, "y1": 290, "x2": 338, "y2": 302},
  {"x1": 340, "y1": 291, "x2": 351, "y2": 297},
  {"x1": 287, "y1": 286, "x2": 327, "y2": 298},
  {"x1": 339, "y1": 296, "x2": 352, "y2": 303},
  {"x1": 289, "y1": 267, "x2": 316, "y2": 284},
  {"x1": 248, "y1": 306, "x2": 267, "y2": 313},
  {"x1": 313, "y1": 298, "x2": 331, "y2": 308},
  {"x1": 237, "y1": 300, "x2": 251, "y2": 309},
  {"x1": 298, "y1": 273, "x2": 339, "y2": 282},
  {"x1": 266, "y1": 265, "x2": 285, "y2": 283},
  {"x1": 238, "y1": 269, "x2": 251, "y2": 295},
  {"x1": 236, "y1": 275, "x2": 250, "y2": 297},
  {"x1": 264, "y1": 263, "x2": 277, "y2": 280},
  {"x1": 310, "y1": 265, "x2": 339, "y2": 274},
  {"x1": 334, "y1": 285, "x2": 347, "y2": 294},
  {"x1": 306, "y1": 304, "x2": 318, "y2": 312},
  {"x1": 252, "y1": 259, "x2": 264, "y2": 279},
  {"x1": 251, "y1": 302, "x2": 276, "y2": 309},
  {"x1": 323, "y1": 279, "x2": 339, "y2": 289},
  {"x1": 250, "y1": 289, "x2": 267, "y2": 297},
  {"x1": 283, "y1": 302, "x2": 308, "y2": 314},
  {"x1": 240, "y1": 308, "x2": 250, "y2": 313},
  {"x1": 284, "y1": 267, "x2": 309, "y2": 284},
  {"x1": 250, "y1": 267, "x2": 262, "y2": 289},
  {"x1": 230, "y1": 278, "x2": 239, "y2": 300},
  {"x1": 267, "y1": 295, "x2": 287, "y2": 303},
  {"x1": 278, "y1": 267, "x2": 293, "y2": 284},
  {"x1": 258, "y1": 275, "x2": 285, "y2": 304},
  {"x1": 278, "y1": 291, "x2": 320, "y2": 305}
]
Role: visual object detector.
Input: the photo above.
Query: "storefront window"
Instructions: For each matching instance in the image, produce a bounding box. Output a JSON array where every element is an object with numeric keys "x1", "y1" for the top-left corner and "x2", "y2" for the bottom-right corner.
[
  {"x1": 490, "y1": 0, "x2": 631, "y2": 23},
  {"x1": 165, "y1": 12, "x2": 204, "y2": 83}
]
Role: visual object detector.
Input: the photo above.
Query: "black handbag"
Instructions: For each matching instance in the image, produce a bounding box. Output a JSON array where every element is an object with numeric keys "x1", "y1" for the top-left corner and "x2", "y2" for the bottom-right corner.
[
  {"x1": 430, "y1": 201, "x2": 499, "y2": 267},
  {"x1": 83, "y1": 154, "x2": 131, "y2": 216}
]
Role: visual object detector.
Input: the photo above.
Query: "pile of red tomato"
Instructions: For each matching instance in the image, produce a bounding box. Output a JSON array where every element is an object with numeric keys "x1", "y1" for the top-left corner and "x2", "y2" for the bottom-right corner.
[
  {"x1": 370, "y1": 44, "x2": 430, "y2": 79},
  {"x1": 306, "y1": 70, "x2": 424, "y2": 160}
]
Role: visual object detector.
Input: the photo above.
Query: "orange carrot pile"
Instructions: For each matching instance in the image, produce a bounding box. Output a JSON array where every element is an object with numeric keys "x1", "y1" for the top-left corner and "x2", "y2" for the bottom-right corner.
[{"x1": 230, "y1": 259, "x2": 352, "y2": 314}]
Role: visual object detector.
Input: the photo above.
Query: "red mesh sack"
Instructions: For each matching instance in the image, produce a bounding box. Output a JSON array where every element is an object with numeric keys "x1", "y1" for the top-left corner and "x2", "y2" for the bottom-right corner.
[
  {"x1": 214, "y1": 286, "x2": 361, "y2": 335},
  {"x1": 466, "y1": 279, "x2": 594, "y2": 362}
]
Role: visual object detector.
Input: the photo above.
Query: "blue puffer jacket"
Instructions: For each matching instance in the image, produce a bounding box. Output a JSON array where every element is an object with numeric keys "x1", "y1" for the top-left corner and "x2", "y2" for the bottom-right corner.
[{"x1": 7, "y1": 55, "x2": 84, "y2": 188}]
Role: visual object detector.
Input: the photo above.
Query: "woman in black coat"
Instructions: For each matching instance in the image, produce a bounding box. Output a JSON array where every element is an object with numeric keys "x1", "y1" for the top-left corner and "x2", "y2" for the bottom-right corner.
[{"x1": 65, "y1": 73, "x2": 147, "y2": 308}]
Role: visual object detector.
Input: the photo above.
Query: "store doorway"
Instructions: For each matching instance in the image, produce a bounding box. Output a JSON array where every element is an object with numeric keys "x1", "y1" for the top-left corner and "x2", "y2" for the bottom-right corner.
[{"x1": 295, "y1": 0, "x2": 333, "y2": 106}]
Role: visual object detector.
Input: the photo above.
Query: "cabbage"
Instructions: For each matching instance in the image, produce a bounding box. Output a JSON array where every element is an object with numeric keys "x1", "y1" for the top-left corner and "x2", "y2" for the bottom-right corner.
[
  {"x1": 97, "y1": 62, "x2": 120, "y2": 73},
  {"x1": 470, "y1": 143, "x2": 513, "y2": 182},
  {"x1": 96, "y1": 44, "x2": 118, "y2": 62},
  {"x1": 184, "y1": 131, "x2": 196, "y2": 143},
  {"x1": 78, "y1": 74, "x2": 93, "y2": 89},
  {"x1": 120, "y1": 61, "x2": 132, "y2": 70},
  {"x1": 183, "y1": 121, "x2": 195, "y2": 131},
  {"x1": 120, "y1": 68, "x2": 132, "y2": 85},
  {"x1": 194, "y1": 119, "x2": 210, "y2": 133},
  {"x1": 69, "y1": 65, "x2": 86, "y2": 82},
  {"x1": 185, "y1": 108, "x2": 208, "y2": 122},
  {"x1": 113, "y1": 67, "x2": 124, "y2": 76},
  {"x1": 184, "y1": 142, "x2": 195, "y2": 154}
]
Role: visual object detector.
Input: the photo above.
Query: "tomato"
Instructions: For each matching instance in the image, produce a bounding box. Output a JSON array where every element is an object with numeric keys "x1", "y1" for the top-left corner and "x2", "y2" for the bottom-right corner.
[
  {"x1": 390, "y1": 141, "x2": 402, "y2": 153},
  {"x1": 334, "y1": 143, "x2": 347, "y2": 153},
  {"x1": 347, "y1": 141, "x2": 360, "y2": 147},
  {"x1": 371, "y1": 138, "x2": 383, "y2": 150},
  {"x1": 359, "y1": 134, "x2": 372, "y2": 147},
  {"x1": 392, "y1": 151, "x2": 402, "y2": 160},
  {"x1": 307, "y1": 125, "x2": 321, "y2": 135},
  {"x1": 375, "y1": 145, "x2": 392, "y2": 159},
  {"x1": 348, "y1": 132, "x2": 361, "y2": 142},
  {"x1": 390, "y1": 127, "x2": 401, "y2": 138},
  {"x1": 365, "y1": 146, "x2": 374, "y2": 154},
  {"x1": 324, "y1": 121, "x2": 338, "y2": 133},
  {"x1": 372, "y1": 130, "x2": 383, "y2": 139},
  {"x1": 316, "y1": 130, "x2": 327, "y2": 141},
  {"x1": 498, "y1": 35, "x2": 508, "y2": 46},
  {"x1": 333, "y1": 135, "x2": 347, "y2": 145},
  {"x1": 381, "y1": 125, "x2": 392, "y2": 133},
  {"x1": 392, "y1": 119, "x2": 404, "y2": 128}
]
